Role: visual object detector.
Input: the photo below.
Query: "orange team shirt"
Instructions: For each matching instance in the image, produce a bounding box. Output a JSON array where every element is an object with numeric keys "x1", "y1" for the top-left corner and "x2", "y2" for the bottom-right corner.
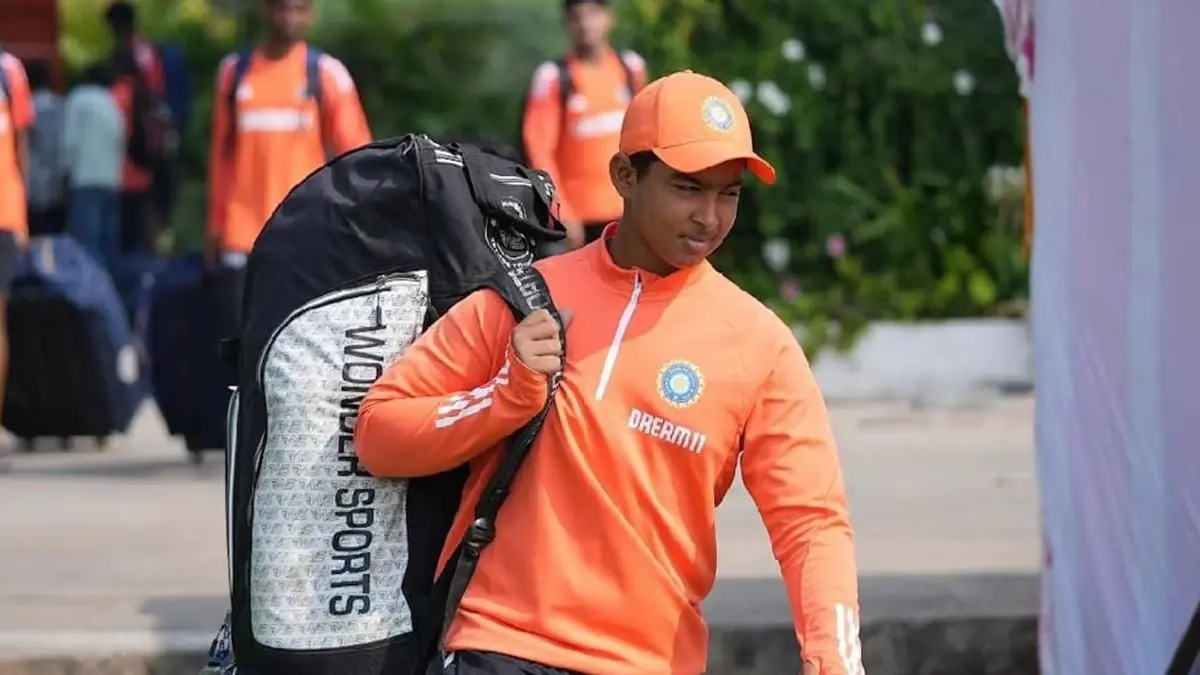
[
  {"x1": 522, "y1": 49, "x2": 646, "y2": 225},
  {"x1": 111, "y1": 36, "x2": 165, "y2": 193},
  {"x1": 356, "y1": 235, "x2": 863, "y2": 675},
  {"x1": 206, "y1": 44, "x2": 371, "y2": 254},
  {"x1": 0, "y1": 51, "x2": 34, "y2": 235}
]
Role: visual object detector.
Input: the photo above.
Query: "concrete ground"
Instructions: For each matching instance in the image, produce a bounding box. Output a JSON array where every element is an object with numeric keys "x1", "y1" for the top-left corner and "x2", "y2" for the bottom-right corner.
[{"x1": 0, "y1": 397, "x2": 1039, "y2": 675}]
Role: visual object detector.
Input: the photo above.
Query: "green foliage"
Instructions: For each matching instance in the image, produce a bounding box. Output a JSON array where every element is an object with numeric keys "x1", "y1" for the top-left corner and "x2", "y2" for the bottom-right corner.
[
  {"x1": 615, "y1": 0, "x2": 1029, "y2": 353},
  {"x1": 60, "y1": 0, "x2": 1028, "y2": 354}
]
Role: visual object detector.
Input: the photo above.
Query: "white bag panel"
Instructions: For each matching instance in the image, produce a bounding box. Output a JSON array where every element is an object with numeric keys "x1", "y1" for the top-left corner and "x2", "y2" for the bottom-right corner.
[{"x1": 250, "y1": 272, "x2": 428, "y2": 650}]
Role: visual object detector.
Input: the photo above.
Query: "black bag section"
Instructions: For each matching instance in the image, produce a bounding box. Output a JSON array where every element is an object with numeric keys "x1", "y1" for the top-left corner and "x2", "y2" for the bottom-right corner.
[
  {"x1": 223, "y1": 133, "x2": 564, "y2": 675},
  {"x1": 145, "y1": 256, "x2": 243, "y2": 458}
]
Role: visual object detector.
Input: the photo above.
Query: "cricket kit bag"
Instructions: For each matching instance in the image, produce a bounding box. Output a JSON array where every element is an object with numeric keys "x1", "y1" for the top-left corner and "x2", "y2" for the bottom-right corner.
[{"x1": 202, "y1": 134, "x2": 566, "y2": 675}]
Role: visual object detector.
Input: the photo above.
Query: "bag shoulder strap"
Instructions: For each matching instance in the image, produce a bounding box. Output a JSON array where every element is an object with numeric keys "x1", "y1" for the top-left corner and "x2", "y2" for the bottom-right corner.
[
  {"x1": 436, "y1": 265, "x2": 563, "y2": 652},
  {"x1": 305, "y1": 46, "x2": 329, "y2": 150},
  {"x1": 223, "y1": 46, "x2": 255, "y2": 157},
  {"x1": 306, "y1": 45, "x2": 324, "y2": 108},
  {"x1": 553, "y1": 56, "x2": 572, "y2": 109},
  {"x1": 617, "y1": 49, "x2": 639, "y2": 96}
]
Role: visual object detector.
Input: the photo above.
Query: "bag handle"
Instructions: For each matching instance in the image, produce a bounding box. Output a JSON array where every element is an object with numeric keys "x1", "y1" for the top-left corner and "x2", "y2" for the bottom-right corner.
[
  {"x1": 456, "y1": 143, "x2": 563, "y2": 242},
  {"x1": 423, "y1": 266, "x2": 564, "y2": 672}
]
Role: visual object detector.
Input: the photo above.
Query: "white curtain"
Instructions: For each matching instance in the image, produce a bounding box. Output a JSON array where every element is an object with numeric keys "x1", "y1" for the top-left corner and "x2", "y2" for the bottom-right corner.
[{"x1": 1030, "y1": 0, "x2": 1200, "y2": 672}]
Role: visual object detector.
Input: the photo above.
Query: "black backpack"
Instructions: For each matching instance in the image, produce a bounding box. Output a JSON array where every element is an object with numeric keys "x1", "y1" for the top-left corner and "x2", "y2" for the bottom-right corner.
[
  {"x1": 517, "y1": 52, "x2": 638, "y2": 165},
  {"x1": 205, "y1": 134, "x2": 566, "y2": 675},
  {"x1": 112, "y1": 48, "x2": 178, "y2": 170}
]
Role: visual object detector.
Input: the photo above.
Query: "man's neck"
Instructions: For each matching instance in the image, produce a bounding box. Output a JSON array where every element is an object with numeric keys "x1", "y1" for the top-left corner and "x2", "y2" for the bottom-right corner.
[
  {"x1": 261, "y1": 39, "x2": 300, "y2": 60},
  {"x1": 571, "y1": 43, "x2": 607, "y2": 64},
  {"x1": 607, "y1": 223, "x2": 675, "y2": 277}
]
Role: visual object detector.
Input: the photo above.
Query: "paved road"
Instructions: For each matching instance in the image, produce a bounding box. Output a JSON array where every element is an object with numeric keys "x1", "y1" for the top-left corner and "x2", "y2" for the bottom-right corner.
[{"x1": 0, "y1": 397, "x2": 1038, "y2": 658}]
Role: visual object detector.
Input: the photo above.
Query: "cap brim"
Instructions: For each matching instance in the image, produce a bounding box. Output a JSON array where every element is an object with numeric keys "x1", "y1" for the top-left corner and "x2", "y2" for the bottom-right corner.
[{"x1": 652, "y1": 142, "x2": 777, "y2": 185}]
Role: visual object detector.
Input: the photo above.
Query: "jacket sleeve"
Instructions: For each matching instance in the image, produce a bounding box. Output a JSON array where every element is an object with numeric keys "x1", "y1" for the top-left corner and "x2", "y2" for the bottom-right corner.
[
  {"x1": 317, "y1": 54, "x2": 372, "y2": 155},
  {"x1": 355, "y1": 290, "x2": 550, "y2": 478},
  {"x1": 520, "y1": 62, "x2": 578, "y2": 224},
  {"x1": 739, "y1": 334, "x2": 862, "y2": 675}
]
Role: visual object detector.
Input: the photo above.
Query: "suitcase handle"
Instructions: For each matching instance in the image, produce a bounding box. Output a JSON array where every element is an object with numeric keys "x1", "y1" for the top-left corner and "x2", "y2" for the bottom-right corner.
[{"x1": 30, "y1": 236, "x2": 55, "y2": 274}]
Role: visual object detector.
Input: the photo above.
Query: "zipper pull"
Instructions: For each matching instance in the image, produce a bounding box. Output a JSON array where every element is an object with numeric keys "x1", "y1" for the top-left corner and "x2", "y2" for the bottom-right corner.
[{"x1": 374, "y1": 275, "x2": 385, "y2": 326}]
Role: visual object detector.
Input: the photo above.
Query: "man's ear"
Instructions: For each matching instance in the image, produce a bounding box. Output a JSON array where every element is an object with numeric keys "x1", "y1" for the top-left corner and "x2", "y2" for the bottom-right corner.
[{"x1": 609, "y1": 153, "x2": 637, "y2": 199}]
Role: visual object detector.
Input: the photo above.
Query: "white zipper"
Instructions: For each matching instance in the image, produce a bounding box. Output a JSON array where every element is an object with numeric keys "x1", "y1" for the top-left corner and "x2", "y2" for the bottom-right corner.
[{"x1": 594, "y1": 274, "x2": 642, "y2": 400}]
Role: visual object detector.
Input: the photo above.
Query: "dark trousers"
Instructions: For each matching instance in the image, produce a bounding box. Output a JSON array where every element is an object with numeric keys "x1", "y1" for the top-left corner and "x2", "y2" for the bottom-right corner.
[
  {"x1": 67, "y1": 187, "x2": 121, "y2": 274},
  {"x1": 444, "y1": 651, "x2": 583, "y2": 675},
  {"x1": 119, "y1": 190, "x2": 155, "y2": 255}
]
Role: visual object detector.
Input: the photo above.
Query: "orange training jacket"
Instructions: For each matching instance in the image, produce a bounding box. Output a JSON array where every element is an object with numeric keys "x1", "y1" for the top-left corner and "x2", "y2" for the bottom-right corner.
[
  {"x1": 0, "y1": 51, "x2": 33, "y2": 235},
  {"x1": 355, "y1": 234, "x2": 862, "y2": 674}
]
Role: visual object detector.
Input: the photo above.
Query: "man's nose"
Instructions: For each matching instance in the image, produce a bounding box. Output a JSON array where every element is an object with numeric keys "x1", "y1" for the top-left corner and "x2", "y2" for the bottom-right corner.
[{"x1": 692, "y1": 194, "x2": 720, "y2": 230}]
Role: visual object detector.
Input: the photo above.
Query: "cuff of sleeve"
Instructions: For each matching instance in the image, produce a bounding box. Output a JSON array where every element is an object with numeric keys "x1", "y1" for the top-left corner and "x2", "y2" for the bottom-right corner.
[{"x1": 503, "y1": 341, "x2": 550, "y2": 408}]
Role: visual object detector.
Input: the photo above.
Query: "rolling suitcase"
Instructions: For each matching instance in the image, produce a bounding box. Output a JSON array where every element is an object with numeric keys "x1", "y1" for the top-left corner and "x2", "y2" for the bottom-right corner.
[
  {"x1": 145, "y1": 255, "x2": 241, "y2": 460},
  {"x1": 3, "y1": 235, "x2": 148, "y2": 449}
]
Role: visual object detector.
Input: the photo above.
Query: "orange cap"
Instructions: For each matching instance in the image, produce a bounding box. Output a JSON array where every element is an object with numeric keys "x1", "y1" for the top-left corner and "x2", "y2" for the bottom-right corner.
[{"x1": 619, "y1": 70, "x2": 776, "y2": 185}]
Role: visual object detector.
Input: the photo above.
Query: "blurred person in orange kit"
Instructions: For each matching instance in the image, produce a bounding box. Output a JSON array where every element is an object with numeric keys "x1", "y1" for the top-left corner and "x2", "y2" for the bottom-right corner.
[
  {"x1": 0, "y1": 50, "x2": 34, "y2": 453},
  {"x1": 205, "y1": 0, "x2": 371, "y2": 272},
  {"x1": 521, "y1": 0, "x2": 647, "y2": 252}
]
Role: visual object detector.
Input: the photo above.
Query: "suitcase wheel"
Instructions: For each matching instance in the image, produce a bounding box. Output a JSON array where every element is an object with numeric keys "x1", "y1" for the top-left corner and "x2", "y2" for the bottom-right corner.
[
  {"x1": 19, "y1": 438, "x2": 35, "y2": 452},
  {"x1": 95, "y1": 436, "x2": 109, "y2": 451},
  {"x1": 59, "y1": 437, "x2": 70, "y2": 451},
  {"x1": 188, "y1": 449, "x2": 204, "y2": 466}
]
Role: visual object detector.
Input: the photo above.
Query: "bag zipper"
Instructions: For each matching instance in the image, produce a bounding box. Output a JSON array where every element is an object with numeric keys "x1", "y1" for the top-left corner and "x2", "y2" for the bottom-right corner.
[{"x1": 254, "y1": 271, "x2": 425, "y2": 389}]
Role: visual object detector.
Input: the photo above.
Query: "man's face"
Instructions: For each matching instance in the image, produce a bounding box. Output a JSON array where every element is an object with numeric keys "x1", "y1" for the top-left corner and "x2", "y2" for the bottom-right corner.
[
  {"x1": 564, "y1": 2, "x2": 613, "y2": 53},
  {"x1": 266, "y1": 0, "x2": 313, "y2": 43},
  {"x1": 612, "y1": 155, "x2": 744, "y2": 269}
]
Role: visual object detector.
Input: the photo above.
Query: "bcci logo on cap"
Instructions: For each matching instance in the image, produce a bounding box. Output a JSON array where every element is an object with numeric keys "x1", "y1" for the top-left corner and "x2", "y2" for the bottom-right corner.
[
  {"x1": 701, "y1": 96, "x2": 735, "y2": 133},
  {"x1": 658, "y1": 360, "x2": 704, "y2": 408}
]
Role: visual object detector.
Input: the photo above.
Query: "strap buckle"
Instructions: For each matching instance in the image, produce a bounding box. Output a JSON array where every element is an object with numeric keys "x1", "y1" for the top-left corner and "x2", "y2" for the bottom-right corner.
[{"x1": 463, "y1": 517, "x2": 495, "y2": 559}]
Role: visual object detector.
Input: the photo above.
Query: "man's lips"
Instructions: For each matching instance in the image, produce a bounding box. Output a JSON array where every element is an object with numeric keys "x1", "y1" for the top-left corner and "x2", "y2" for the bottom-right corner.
[{"x1": 682, "y1": 235, "x2": 713, "y2": 253}]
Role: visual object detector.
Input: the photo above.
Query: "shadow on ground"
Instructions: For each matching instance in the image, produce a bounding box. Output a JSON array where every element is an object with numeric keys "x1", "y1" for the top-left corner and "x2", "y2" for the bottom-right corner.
[{"x1": 121, "y1": 573, "x2": 1038, "y2": 675}]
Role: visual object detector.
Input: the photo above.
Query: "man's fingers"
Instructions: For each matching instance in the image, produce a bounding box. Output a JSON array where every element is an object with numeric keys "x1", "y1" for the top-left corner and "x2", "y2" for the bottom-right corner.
[
  {"x1": 523, "y1": 337, "x2": 563, "y2": 358},
  {"x1": 526, "y1": 356, "x2": 562, "y2": 374},
  {"x1": 520, "y1": 317, "x2": 559, "y2": 340}
]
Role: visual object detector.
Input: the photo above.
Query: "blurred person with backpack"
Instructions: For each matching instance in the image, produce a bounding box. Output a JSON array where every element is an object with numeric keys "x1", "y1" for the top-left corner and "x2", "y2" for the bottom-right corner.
[
  {"x1": 62, "y1": 62, "x2": 125, "y2": 275},
  {"x1": 23, "y1": 59, "x2": 65, "y2": 237},
  {"x1": 206, "y1": 0, "x2": 371, "y2": 278},
  {"x1": 105, "y1": 0, "x2": 177, "y2": 262},
  {"x1": 0, "y1": 49, "x2": 35, "y2": 453},
  {"x1": 520, "y1": 0, "x2": 646, "y2": 252}
]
